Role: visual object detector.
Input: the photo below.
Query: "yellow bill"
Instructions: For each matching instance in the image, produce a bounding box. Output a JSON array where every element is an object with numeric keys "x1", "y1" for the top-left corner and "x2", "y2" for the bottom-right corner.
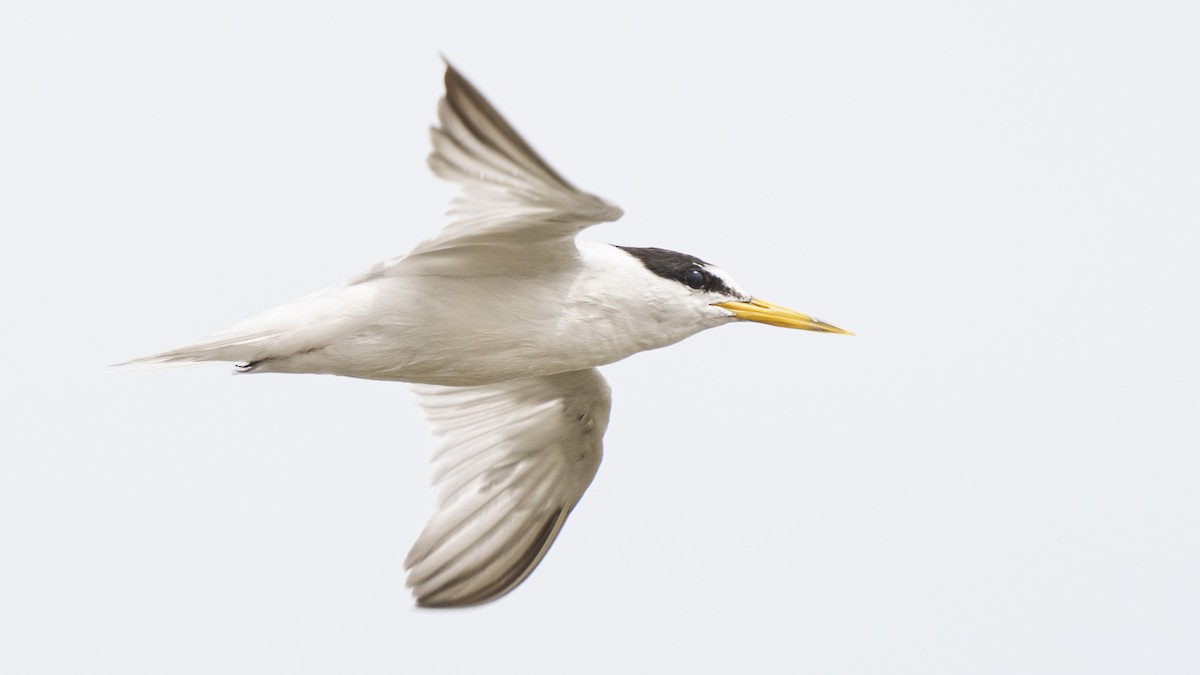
[{"x1": 714, "y1": 297, "x2": 852, "y2": 335}]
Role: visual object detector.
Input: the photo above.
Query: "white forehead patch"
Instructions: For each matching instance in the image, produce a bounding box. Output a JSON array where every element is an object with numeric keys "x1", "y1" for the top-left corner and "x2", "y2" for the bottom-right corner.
[{"x1": 702, "y1": 264, "x2": 751, "y2": 301}]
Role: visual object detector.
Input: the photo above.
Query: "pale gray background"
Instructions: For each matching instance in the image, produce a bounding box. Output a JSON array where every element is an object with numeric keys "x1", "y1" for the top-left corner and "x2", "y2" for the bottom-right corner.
[{"x1": 3, "y1": 1, "x2": 1198, "y2": 673}]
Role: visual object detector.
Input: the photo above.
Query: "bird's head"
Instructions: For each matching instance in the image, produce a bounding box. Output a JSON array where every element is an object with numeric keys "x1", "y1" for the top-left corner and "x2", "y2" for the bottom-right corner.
[{"x1": 616, "y1": 245, "x2": 851, "y2": 335}]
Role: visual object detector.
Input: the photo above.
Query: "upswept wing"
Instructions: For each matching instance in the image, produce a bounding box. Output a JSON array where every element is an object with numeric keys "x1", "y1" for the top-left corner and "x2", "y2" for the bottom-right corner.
[
  {"x1": 405, "y1": 368, "x2": 611, "y2": 608},
  {"x1": 114, "y1": 63, "x2": 621, "y2": 370},
  {"x1": 408, "y1": 64, "x2": 623, "y2": 260}
]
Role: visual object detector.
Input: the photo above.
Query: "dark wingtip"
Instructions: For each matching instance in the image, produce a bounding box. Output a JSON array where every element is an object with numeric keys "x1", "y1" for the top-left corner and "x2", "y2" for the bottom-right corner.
[{"x1": 441, "y1": 56, "x2": 467, "y2": 93}]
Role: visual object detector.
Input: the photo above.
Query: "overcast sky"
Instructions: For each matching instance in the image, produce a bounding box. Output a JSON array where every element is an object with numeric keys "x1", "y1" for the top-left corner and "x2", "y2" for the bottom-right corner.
[{"x1": 3, "y1": 1, "x2": 1198, "y2": 673}]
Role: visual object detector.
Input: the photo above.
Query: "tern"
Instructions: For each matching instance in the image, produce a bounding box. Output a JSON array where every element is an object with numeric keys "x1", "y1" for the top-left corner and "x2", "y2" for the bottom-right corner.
[{"x1": 118, "y1": 64, "x2": 850, "y2": 608}]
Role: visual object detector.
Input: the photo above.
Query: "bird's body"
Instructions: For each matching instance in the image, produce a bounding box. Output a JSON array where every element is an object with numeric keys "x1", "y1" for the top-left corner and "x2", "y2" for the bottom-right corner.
[
  {"x1": 119, "y1": 63, "x2": 849, "y2": 607},
  {"x1": 196, "y1": 240, "x2": 738, "y2": 386}
]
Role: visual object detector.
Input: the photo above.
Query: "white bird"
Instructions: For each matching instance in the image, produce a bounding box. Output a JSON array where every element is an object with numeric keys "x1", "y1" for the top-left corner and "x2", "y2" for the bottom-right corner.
[{"x1": 117, "y1": 64, "x2": 850, "y2": 608}]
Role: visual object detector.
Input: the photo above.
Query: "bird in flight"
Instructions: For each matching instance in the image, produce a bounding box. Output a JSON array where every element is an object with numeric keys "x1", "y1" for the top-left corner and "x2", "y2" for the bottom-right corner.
[{"x1": 117, "y1": 63, "x2": 850, "y2": 608}]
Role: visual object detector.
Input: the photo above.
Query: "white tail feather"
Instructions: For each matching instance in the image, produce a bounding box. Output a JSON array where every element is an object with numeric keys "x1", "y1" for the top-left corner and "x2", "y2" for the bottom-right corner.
[
  {"x1": 109, "y1": 331, "x2": 281, "y2": 371},
  {"x1": 112, "y1": 273, "x2": 381, "y2": 373}
]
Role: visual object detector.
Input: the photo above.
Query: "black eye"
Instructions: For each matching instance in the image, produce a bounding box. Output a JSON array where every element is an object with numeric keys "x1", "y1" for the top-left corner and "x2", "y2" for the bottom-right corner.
[{"x1": 682, "y1": 268, "x2": 707, "y2": 290}]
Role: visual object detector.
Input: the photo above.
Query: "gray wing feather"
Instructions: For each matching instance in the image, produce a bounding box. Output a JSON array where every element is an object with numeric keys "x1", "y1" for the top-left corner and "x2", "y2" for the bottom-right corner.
[
  {"x1": 410, "y1": 64, "x2": 623, "y2": 258},
  {"x1": 405, "y1": 368, "x2": 611, "y2": 608}
]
